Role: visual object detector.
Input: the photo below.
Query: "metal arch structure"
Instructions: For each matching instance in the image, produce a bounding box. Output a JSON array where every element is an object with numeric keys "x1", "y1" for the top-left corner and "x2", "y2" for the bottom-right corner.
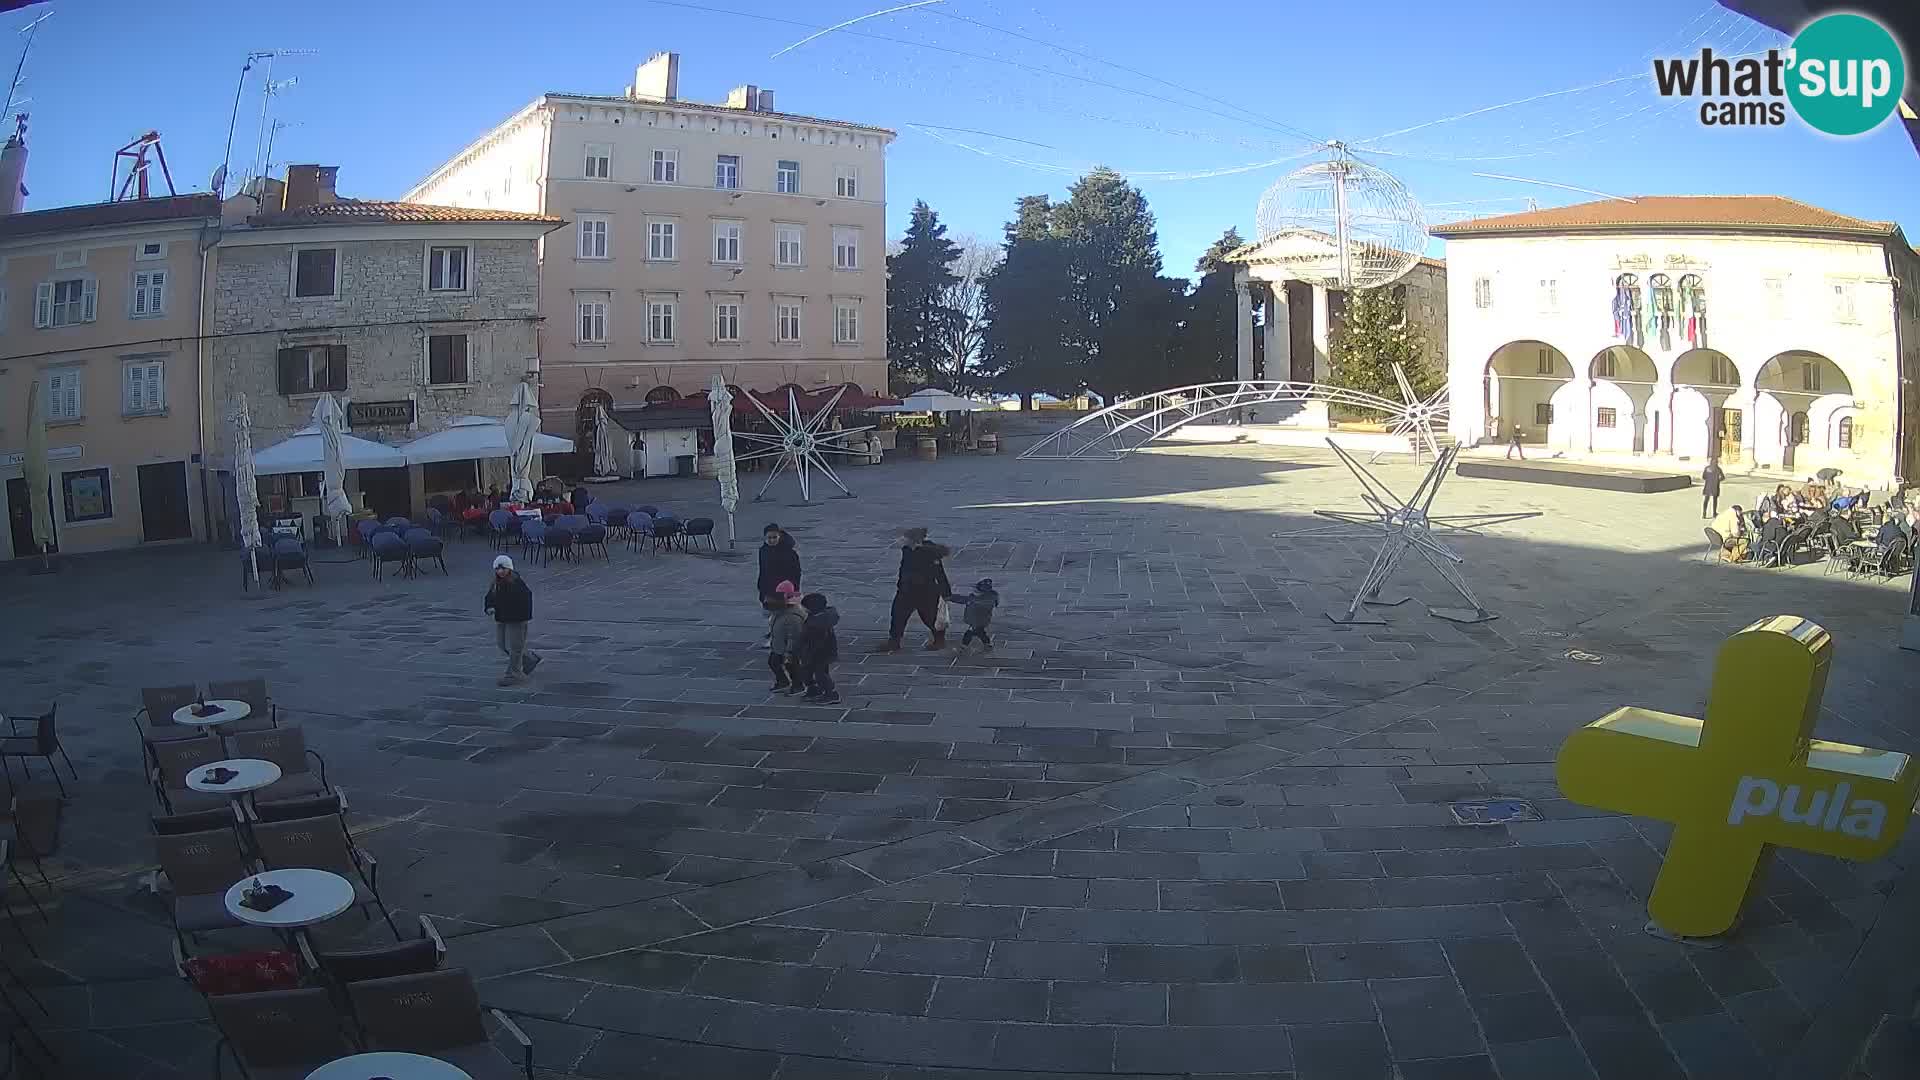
[{"x1": 1020, "y1": 367, "x2": 1449, "y2": 462}]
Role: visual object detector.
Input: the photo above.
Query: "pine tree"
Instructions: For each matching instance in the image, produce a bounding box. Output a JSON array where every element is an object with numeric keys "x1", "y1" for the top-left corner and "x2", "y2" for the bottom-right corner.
[
  {"x1": 886, "y1": 201, "x2": 961, "y2": 391},
  {"x1": 1194, "y1": 227, "x2": 1245, "y2": 276},
  {"x1": 981, "y1": 196, "x2": 1074, "y2": 406},
  {"x1": 1326, "y1": 286, "x2": 1436, "y2": 401}
]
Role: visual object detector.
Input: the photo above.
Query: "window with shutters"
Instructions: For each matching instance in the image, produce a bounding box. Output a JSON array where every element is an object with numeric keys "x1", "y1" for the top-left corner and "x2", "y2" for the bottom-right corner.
[
  {"x1": 647, "y1": 220, "x2": 677, "y2": 261},
  {"x1": 275, "y1": 344, "x2": 348, "y2": 396},
  {"x1": 583, "y1": 143, "x2": 613, "y2": 180},
  {"x1": 834, "y1": 301, "x2": 859, "y2": 344},
  {"x1": 776, "y1": 159, "x2": 800, "y2": 194},
  {"x1": 1596, "y1": 407, "x2": 1617, "y2": 429},
  {"x1": 291, "y1": 248, "x2": 338, "y2": 298},
  {"x1": 130, "y1": 269, "x2": 167, "y2": 317},
  {"x1": 427, "y1": 334, "x2": 470, "y2": 385},
  {"x1": 776, "y1": 302, "x2": 802, "y2": 343},
  {"x1": 123, "y1": 359, "x2": 166, "y2": 416},
  {"x1": 712, "y1": 220, "x2": 742, "y2": 264},
  {"x1": 1534, "y1": 403, "x2": 1554, "y2": 426},
  {"x1": 647, "y1": 299, "x2": 676, "y2": 343},
  {"x1": 652, "y1": 148, "x2": 679, "y2": 183},
  {"x1": 578, "y1": 217, "x2": 610, "y2": 259},
  {"x1": 833, "y1": 227, "x2": 860, "y2": 270},
  {"x1": 1593, "y1": 352, "x2": 1616, "y2": 379},
  {"x1": 775, "y1": 224, "x2": 803, "y2": 267},
  {"x1": 1802, "y1": 361, "x2": 1822, "y2": 392},
  {"x1": 1711, "y1": 354, "x2": 1737, "y2": 385},
  {"x1": 45, "y1": 368, "x2": 82, "y2": 421},
  {"x1": 426, "y1": 245, "x2": 469, "y2": 293},
  {"x1": 1837, "y1": 416, "x2": 1854, "y2": 449},
  {"x1": 35, "y1": 277, "x2": 96, "y2": 328},
  {"x1": 834, "y1": 164, "x2": 859, "y2": 199},
  {"x1": 1830, "y1": 280, "x2": 1857, "y2": 323},
  {"x1": 713, "y1": 300, "x2": 742, "y2": 342},
  {"x1": 1473, "y1": 276, "x2": 1492, "y2": 309},
  {"x1": 577, "y1": 292, "x2": 610, "y2": 343},
  {"x1": 714, "y1": 154, "x2": 740, "y2": 190}
]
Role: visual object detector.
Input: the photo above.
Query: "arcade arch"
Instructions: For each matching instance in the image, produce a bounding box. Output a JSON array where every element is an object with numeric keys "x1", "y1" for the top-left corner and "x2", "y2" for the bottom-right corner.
[
  {"x1": 1485, "y1": 342, "x2": 1575, "y2": 448},
  {"x1": 1670, "y1": 348, "x2": 1742, "y2": 462}
]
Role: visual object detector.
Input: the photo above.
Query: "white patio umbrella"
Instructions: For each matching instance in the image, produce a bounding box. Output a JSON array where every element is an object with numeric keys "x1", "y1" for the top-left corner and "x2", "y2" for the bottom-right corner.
[
  {"x1": 313, "y1": 394, "x2": 354, "y2": 544},
  {"x1": 867, "y1": 389, "x2": 992, "y2": 413},
  {"x1": 506, "y1": 381, "x2": 539, "y2": 503},
  {"x1": 592, "y1": 401, "x2": 617, "y2": 478},
  {"x1": 22, "y1": 381, "x2": 53, "y2": 571},
  {"x1": 708, "y1": 375, "x2": 739, "y2": 546},
  {"x1": 234, "y1": 394, "x2": 262, "y2": 588},
  {"x1": 397, "y1": 417, "x2": 572, "y2": 464}
]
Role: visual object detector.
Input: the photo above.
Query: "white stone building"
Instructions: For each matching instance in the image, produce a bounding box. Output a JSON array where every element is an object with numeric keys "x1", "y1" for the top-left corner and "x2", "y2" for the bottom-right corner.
[
  {"x1": 205, "y1": 166, "x2": 562, "y2": 523},
  {"x1": 401, "y1": 52, "x2": 893, "y2": 438},
  {"x1": 1433, "y1": 196, "x2": 1920, "y2": 489}
]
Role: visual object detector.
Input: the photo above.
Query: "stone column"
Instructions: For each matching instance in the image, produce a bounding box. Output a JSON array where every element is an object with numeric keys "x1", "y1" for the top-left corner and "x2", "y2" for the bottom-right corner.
[
  {"x1": 1234, "y1": 268, "x2": 1255, "y2": 382},
  {"x1": 1311, "y1": 286, "x2": 1332, "y2": 383},
  {"x1": 1265, "y1": 281, "x2": 1290, "y2": 383}
]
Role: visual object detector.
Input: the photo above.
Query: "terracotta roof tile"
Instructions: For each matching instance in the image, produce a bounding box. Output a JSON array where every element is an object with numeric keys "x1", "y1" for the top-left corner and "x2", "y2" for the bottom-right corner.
[
  {"x1": 0, "y1": 194, "x2": 218, "y2": 241},
  {"x1": 1430, "y1": 195, "x2": 1897, "y2": 238},
  {"x1": 249, "y1": 199, "x2": 563, "y2": 227}
]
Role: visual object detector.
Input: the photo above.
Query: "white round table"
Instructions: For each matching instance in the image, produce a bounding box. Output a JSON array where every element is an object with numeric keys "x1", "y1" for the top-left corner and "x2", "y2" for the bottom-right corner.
[
  {"x1": 224, "y1": 869, "x2": 356, "y2": 930},
  {"x1": 186, "y1": 758, "x2": 282, "y2": 797},
  {"x1": 171, "y1": 699, "x2": 252, "y2": 728},
  {"x1": 305, "y1": 1052, "x2": 473, "y2": 1080}
]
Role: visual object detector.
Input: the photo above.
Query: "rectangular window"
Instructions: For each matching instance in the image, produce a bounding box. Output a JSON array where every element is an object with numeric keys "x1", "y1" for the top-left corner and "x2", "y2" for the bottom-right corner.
[
  {"x1": 648, "y1": 220, "x2": 677, "y2": 261},
  {"x1": 1473, "y1": 276, "x2": 1492, "y2": 309},
  {"x1": 275, "y1": 344, "x2": 348, "y2": 396},
  {"x1": 1712, "y1": 355, "x2": 1736, "y2": 385},
  {"x1": 577, "y1": 293, "x2": 610, "y2": 343},
  {"x1": 292, "y1": 248, "x2": 338, "y2": 298},
  {"x1": 1536, "y1": 278, "x2": 1557, "y2": 313},
  {"x1": 578, "y1": 217, "x2": 609, "y2": 259},
  {"x1": 715, "y1": 154, "x2": 740, "y2": 190},
  {"x1": 1596, "y1": 406, "x2": 1617, "y2": 429},
  {"x1": 1764, "y1": 277, "x2": 1787, "y2": 319},
  {"x1": 428, "y1": 334, "x2": 470, "y2": 385},
  {"x1": 714, "y1": 301, "x2": 741, "y2": 342},
  {"x1": 35, "y1": 277, "x2": 97, "y2": 327},
  {"x1": 776, "y1": 302, "x2": 802, "y2": 342},
  {"x1": 713, "y1": 220, "x2": 742, "y2": 264},
  {"x1": 775, "y1": 224, "x2": 803, "y2": 266},
  {"x1": 834, "y1": 164, "x2": 859, "y2": 199},
  {"x1": 427, "y1": 246, "x2": 469, "y2": 292},
  {"x1": 1536, "y1": 349, "x2": 1555, "y2": 376},
  {"x1": 1534, "y1": 403, "x2": 1554, "y2": 426},
  {"x1": 1837, "y1": 416, "x2": 1853, "y2": 449},
  {"x1": 131, "y1": 269, "x2": 167, "y2": 317},
  {"x1": 647, "y1": 300, "x2": 676, "y2": 343},
  {"x1": 124, "y1": 359, "x2": 166, "y2": 415},
  {"x1": 1830, "y1": 281, "x2": 1856, "y2": 323},
  {"x1": 834, "y1": 301, "x2": 860, "y2": 344},
  {"x1": 1593, "y1": 352, "x2": 1616, "y2": 379},
  {"x1": 776, "y1": 159, "x2": 800, "y2": 194},
  {"x1": 61, "y1": 468, "x2": 113, "y2": 523},
  {"x1": 1802, "y1": 362, "x2": 1822, "y2": 392},
  {"x1": 584, "y1": 143, "x2": 612, "y2": 179},
  {"x1": 652, "y1": 148, "x2": 678, "y2": 183},
  {"x1": 136, "y1": 241, "x2": 165, "y2": 260},
  {"x1": 833, "y1": 227, "x2": 860, "y2": 270},
  {"x1": 46, "y1": 369, "x2": 82, "y2": 420}
]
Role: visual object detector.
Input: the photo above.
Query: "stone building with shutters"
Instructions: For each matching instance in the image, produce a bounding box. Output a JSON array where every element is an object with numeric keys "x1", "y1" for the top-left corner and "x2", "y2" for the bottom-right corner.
[{"x1": 205, "y1": 166, "x2": 564, "y2": 523}]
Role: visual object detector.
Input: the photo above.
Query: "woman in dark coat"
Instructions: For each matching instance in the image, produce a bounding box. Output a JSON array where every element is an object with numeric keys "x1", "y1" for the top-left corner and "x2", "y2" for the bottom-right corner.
[
  {"x1": 880, "y1": 527, "x2": 952, "y2": 652},
  {"x1": 756, "y1": 523, "x2": 802, "y2": 603},
  {"x1": 1701, "y1": 459, "x2": 1724, "y2": 518}
]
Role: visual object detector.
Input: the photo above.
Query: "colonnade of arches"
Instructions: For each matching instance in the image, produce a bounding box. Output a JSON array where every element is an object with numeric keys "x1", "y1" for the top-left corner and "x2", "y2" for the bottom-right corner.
[{"x1": 1481, "y1": 340, "x2": 1860, "y2": 475}]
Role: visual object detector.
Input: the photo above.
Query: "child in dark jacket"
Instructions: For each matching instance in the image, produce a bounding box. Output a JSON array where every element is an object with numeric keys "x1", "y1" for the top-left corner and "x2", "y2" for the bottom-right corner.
[
  {"x1": 795, "y1": 593, "x2": 841, "y2": 704},
  {"x1": 947, "y1": 578, "x2": 1000, "y2": 650},
  {"x1": 765, "y1": 581, "x2": 805, "y2": 692}
]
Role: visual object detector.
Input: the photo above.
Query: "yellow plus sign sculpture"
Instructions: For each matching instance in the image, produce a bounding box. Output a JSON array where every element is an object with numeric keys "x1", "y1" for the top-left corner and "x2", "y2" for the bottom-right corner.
[{"x1": 1556, "y1": 616, "x2": 1918, "y2": 939}]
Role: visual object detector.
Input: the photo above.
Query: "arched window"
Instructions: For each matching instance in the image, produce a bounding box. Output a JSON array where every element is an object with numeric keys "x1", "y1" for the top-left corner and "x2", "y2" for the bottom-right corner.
[
  {"x1": 645, "y1": 385, "x2": 680, "y2": 404},
  {"x1": 1789, "y1": 411, "x2": 1809, "y2": 446},
  {"x1": 1836, "y1": 416, "x2": 1853, "y2": 449}
]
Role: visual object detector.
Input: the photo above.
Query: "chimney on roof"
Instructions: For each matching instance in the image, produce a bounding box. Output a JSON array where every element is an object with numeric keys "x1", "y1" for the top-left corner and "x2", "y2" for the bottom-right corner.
[
  {"x1": 0, "y1": 114, "x2": 28, "y2": 217},
  {"x1": 630, "y1": 52, "x2": 679, "y2": 102},
  {"x1": 282, "y1": 165, "x2": 337, "y2": 210},
  {"x1": 725, "y1": 85, "x2": 777, "y2": 112},
  {"x1": 757, "y1": 89, "x2": 775, "y2": 112}
]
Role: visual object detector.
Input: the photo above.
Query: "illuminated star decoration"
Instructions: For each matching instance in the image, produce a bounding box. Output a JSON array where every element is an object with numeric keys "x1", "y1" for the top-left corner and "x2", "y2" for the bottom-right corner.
[
  {"x1": 1274, "y1": 441, "x2": 1539, "y2": 624},
  {"x1": 1369, "y1": 363, "x2": 1451, "y2": 466},
  {"x1": 735, "y1": 384, "x2": 873, "y2": 506}
]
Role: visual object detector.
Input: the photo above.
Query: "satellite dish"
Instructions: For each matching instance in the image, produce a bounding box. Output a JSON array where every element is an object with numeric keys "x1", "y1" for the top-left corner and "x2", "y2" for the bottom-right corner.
[
  {"x1": 209, "y1": 164, "x2": 227, "y2": 195},
  {"x1": 1256, "y1": 143, "x2": 1427, "y2": 291}
]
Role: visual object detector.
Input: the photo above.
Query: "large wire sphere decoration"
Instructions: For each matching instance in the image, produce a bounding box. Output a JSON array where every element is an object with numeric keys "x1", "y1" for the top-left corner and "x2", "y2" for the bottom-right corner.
[{"x1": 1255, "y1": 156, "x2": 1428, "y2": 292}]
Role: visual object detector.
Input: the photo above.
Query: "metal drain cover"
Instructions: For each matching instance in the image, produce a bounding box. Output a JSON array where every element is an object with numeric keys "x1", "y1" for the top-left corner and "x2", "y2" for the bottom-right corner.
[
  {"x1": 1450, "y1": 798, "x2": 1542, "y2": 826},
  {"x1": 1215, "y1": 795, "x2": 1246, "y2": 807}
]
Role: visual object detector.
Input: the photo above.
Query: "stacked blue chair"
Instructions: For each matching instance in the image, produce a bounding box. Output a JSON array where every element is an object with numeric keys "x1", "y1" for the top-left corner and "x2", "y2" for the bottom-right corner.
[
  {"x1": 520, "y1": 519, "x2": 547, "y2": 564},
  {"x1": 384, "y1": 516, "x2": 411, "y2": 531},
  {"x1": 370, "y1": 531, "x2": 411, "y2": 580},
  {"x1": 544, "y1": 523, "x2": 576, "y2": 566},
  {"x1": 625, "y1": 512, "x2": 654, "y2": 552},
  {"x1": 404, "y1": 527, "x2": 448, "y2": 576},
  {"x1": 272, "y1": 537, "x2": 315, "y2": 586},
  {"x1": 488, "y1": 509, "x2": 515, "y2": 552},
  {"x1": 586, "y1": 503, "x2": 610, "y2": 525},
  {"x1": 425, "y1": 507, "x2": 458, "y2": 542},
  {"x1": 355, "y1": 519, "x2": 381, "y2": 560}
]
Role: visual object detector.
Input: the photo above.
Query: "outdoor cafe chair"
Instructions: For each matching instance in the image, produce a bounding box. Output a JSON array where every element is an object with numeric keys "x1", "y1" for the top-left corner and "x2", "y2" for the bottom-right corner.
[
  {"x1": 370, "y1": 531, "x2": 411, "y2": 581},
  {"x1": 251, "y1": 814, "x2": 399, "y2": 940},
  {"x1": 425, "y1": 507, "x2": 459, "y2": 543},
  {"x1": 405, "y1": 527, "x2": 450, "y2": 576},
  {"x1": 384, "y1": 516, "x2": 411, "y2": 531},
  {"x1": 576, "y1": 521, "x2": 610, "y2": 560},
  {"x1": 649, "y1": 517, "x2": 684, "y2": 553},
  {"x1": 150, "y1": 736, "x2": 233, "y2": 814},
  {"x1": 241, "y1": 545, "x2": 274, "y2": 591},
  {"x1": 685, "y1": 517, "x2": 716, "y2": 551},
  {"x1": 585, "y1": 503, "x2": 610, "y2": 524},
  {"x1": 0, "y1": 704, "x2": 76, "y2": 798},
  {"x1": 135, "y1": 685, "x2": 204, "y2": 751},
  {"x1": 1700, "y1": 528, "x2": 1727, "y2": 564},
  {"x1": 345, "y1": 968, "x2": 535, "y2": 1080},
  {"x1": 270, "y1": 538, "x2": 315, "y2": 587},
  {"x1": 206, "y1": 678, "x2": 281, "y2": 733},
  {"x1": 624, "y1": 512, "x2": 654, "y2": 552},
  {"x1": 225, "y1": 727, "x2": 332, "y2": 803},
  {"x1": 354, "y1": 519, "x2": 381, "y2": 559},
  {"x1": 302, "y1": 914, "x2": 445, "y2": 988},
  {"x1": 488, "y1": 509, "x2": 516, "y2": 551},
  {"x1": 3, "y1": 797, "x2": 56, "y2": 894},
  {"x1": 635, "y1": 504, "x2": 659, "y2": 517},
  {"x1": 152, "y1": 808, "x2": 241, "y2": 837},
  {"x1": 207, "y1": 985, "x2": 357, "y2": 1080},
  {"x1": 518, "y1": 519, "x2": 547, "y2": 563},
  {"x1": 153, "y1": 827, "x2": 254, "y2": 948},
  {"x1": 0, "y1": 839, "x2": 46, "y2": 948},
  {"x1": 542, "y1": 524, "x2": 576, "y2": 566}
]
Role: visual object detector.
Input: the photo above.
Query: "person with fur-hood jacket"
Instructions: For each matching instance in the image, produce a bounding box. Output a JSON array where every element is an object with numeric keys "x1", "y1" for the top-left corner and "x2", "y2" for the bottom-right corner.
[
  {"x1": 765, "y1": 581, "x2": 805, "y2": 693},
  {"x1": 879, "y1": 526, "x2": 952, "y2": 652},
  {"x1": 795, "y1": 592, "x2": 841, "y2": 704}
]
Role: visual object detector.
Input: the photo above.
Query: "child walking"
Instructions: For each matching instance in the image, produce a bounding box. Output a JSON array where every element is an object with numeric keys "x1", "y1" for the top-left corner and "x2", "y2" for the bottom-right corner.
[
  {"x1": 948, "y1": 578, "x2": 1000, "y2": 651},
  {"x1": 765, "y1": 581, "x2": 805, "y2": 693},
  {"x1": 484, "y1": 555, "x2": 542, "y2": 685},
  {"x1": 796, "y1": 592, "x2": 841, "y2": 704}
]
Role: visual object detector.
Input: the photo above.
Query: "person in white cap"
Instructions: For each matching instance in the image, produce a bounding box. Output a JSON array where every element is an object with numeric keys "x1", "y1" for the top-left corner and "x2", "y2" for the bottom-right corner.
[{"x1": 484, "y1": 554, "x2": 542, "y2": 685}]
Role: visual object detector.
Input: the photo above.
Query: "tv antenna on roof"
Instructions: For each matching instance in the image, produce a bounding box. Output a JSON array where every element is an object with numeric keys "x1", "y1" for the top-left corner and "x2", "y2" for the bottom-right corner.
[
  {"x1": 217, "y1": 48, "x2": 316, "y2": 199},
  {"x1": 4, "y1": 9, "x2": 53, "y2": 127}
]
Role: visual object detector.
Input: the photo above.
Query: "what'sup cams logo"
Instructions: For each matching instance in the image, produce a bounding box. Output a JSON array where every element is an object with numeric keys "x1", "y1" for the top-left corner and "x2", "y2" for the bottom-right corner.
[{"x1": 1653, "y1": 13, "x2": 1907, "y2": 136}]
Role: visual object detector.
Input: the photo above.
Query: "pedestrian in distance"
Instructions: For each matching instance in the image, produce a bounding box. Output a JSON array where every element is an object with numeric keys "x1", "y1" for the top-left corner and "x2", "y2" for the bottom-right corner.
[
  {"x1": 765, "y1": 581, "x2": 805, "y2": 694},
  {"x1": 484, "y1": 555, "x2": 542, "y2": 686},
  {"x1": 948, "y1": 577, "x2": 1000, "y2": 651},
  {"x1": 1701, "y1": 458, "x2": 1724, "y2": 518},
  {"x1": 879, "y1": 526, "x2": 952, "y2": 653},
  {"x1": 795, "y1": 592, "x2": 841, "y2": 704},
  {"x1": 1506, "y1": 426, "x2": 1526, "y2": 460}
]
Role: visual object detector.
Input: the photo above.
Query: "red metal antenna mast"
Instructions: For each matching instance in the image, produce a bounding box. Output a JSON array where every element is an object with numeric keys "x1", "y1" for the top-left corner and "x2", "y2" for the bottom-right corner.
[{"x1": 110, "y1": 130, "x2": 177, "y2": 201}]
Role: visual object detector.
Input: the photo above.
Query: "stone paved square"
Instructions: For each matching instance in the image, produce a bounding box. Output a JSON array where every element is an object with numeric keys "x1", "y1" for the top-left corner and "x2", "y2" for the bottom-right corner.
[{"x1": 4, "y1": 440, "x2": 1915, "y2": 1079}]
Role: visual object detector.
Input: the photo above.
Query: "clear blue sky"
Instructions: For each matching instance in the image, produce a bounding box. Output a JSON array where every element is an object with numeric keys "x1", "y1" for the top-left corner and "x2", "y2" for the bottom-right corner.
[{"x1": 8, "y1": 0, "x2": 1917, "y2": 275}]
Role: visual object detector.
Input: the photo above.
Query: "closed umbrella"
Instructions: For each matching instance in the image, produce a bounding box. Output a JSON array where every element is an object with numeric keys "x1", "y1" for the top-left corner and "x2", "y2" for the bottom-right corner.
[
  {"x1": 708, "y1": 375, "x2": 739, "y2": 547},
  {"x1": 235, "y1": 394, "x2": 262, "y2": 588},
  {"x1": 22, "y1": 381, "x2": 53, "y2": 572},
  {"x1": 313, "y1": 394, "x2": 353, "y2": 544},
  {"x1": 592, "y1": 401, "x2": 616, "y2": 478},
  {"x1": 506, "y1": 381, "x2": 539, "y2": 503}
]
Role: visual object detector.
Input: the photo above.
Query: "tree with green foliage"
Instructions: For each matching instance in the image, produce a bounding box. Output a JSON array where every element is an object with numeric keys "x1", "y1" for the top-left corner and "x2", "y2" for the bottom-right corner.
[
  {"x1": 1173, "y1": 227, "x2": 1248, "y2": 387},
  {"x1": 1194, "y1": 227, "x2": 1245, "y2": 276},
  {"x1": 980, "y1": 196, "x2": 1078, "y2": 407},
  {"x1": 1326, "y1": 286, "x2": 1437, "y2": 402},
  {"x1": 1050, "y1": 168, "x2": 1166, "y2": 402},
  {"x1": 886, "y1": 200, "x2": 961, "y2": 392}
]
